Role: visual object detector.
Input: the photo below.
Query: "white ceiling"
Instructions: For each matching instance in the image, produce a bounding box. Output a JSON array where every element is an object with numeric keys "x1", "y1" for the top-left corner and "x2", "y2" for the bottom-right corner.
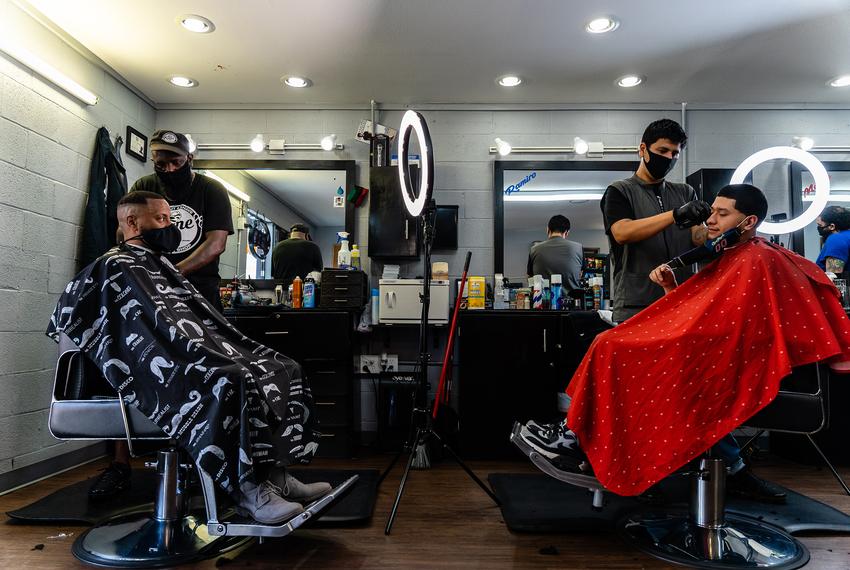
[
  {"x1": 25, "y1": 0, "x2": 850, "y2": 105},
  {"x1": 232, "y1": 169, "x2": 346, "y2": 227}
]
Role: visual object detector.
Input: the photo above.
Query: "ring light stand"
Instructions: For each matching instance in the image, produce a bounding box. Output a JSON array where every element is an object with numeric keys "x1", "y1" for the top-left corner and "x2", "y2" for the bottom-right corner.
[{"x1": 380, "y1": 111, "x2": 500, "y2": 535}]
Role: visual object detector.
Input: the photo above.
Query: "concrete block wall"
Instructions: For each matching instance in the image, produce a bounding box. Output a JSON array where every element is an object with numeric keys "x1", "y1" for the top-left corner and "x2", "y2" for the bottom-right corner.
[{"x1": 0, "y1": 0, "x2": 154, "y2": 478}]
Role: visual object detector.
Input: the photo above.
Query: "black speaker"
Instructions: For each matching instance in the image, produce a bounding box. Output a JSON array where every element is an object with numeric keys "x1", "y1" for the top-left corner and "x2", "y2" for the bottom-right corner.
[{"x1": 686, "y1": 168, "x2": 753, "y2": 203}]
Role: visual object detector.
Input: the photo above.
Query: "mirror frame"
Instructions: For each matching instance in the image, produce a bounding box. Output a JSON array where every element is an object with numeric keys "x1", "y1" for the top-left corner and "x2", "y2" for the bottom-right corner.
[
  {"x1": 192, "y1": 159, "x2": 357, "y2": 237},
  {"x1": 494, "y1": 159, "x2": 638, "y2": 273},
  {"x1": 789, "y1": 160, "x2": 850, "y2": 257}
]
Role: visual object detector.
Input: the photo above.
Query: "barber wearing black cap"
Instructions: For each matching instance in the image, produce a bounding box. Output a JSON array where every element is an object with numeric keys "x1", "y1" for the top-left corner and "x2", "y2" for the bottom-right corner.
[
  {"x1": 271, "y1": 223, "x2": 324, "y2": 288},
  {"x1": 129, "y1": 130, "x2": 233, "y2": 311}
]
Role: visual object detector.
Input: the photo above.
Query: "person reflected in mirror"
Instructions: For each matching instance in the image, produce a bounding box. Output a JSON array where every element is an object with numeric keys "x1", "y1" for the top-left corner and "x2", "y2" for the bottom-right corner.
[
  {"x1": 602, "y1": 119, "x2": 711, "y2": 322},
  {"x1": 815, "y1": 205, "x2": 850, "y2": 279},
  {"x1": 271, "y1": 223, "x2": 324, "y2": 289},
  {"x1": 527, "y1": 215, "x2": 584, "y2": 291},
  {"x1": 129, "y1": 130, "x2": 233, "y2": 312}
]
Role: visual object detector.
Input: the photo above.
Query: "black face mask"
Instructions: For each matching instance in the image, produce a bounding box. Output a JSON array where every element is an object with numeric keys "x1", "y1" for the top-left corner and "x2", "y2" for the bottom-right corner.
[
  {"x1": 643, "y1": 148, "x2": 677, "y2": 181},
  {"x1": 155, "y1": 160, "x2": 193, "y2": 192},
  {"x1": 817, "y1": 224, "x2": 833, "y2": 238},
  {"x1": 124, "y1": 225, "x2": 182, "y2": 253}
]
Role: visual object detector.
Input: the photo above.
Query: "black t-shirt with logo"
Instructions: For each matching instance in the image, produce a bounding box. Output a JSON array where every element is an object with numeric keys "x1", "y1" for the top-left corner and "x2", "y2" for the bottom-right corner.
[{"x1": 129, "y1": 172, "x2": 234, "y2": 284}]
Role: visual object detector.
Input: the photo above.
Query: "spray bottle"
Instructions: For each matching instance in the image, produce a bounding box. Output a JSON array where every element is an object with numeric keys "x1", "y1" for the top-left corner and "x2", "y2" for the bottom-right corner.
[{"x1": 336, "y1": 231, "x2": 351, "y2": 269}]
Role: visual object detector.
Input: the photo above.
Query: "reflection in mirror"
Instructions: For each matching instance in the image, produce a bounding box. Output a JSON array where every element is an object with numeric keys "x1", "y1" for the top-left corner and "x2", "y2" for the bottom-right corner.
[
  {"x1": 501, "y1": 167, "x2": 635, "y2": 292},
  {"x1": 798, "y1": 166, "x2": 850, "y2": 262},
  {"x1": 196, "y1": 165, "x2": 350, "y2": 280}
]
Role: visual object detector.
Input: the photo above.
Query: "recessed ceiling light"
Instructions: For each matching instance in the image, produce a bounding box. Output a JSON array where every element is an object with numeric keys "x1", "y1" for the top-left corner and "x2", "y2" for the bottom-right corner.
[
  {"x1": 282, "y1": 76, "x2": 312, "y2": 88},
  {"x1": 828, "y1": 75, "x2": 850, "y2": 87},
  {"x1": 168, "y1": 75, "x2": 198, "y2": 88},
  {"x1": 617, "y1": 74, "x2": 644, "y2": 88},
  {"x1": 585, "y1": 17, "x2": 619, "y2": 34},
  {"x1": 177, "y1": 14, "x2": 215, "y2": 33},
  {"x1": 498, "y1": 75, "x2": 522, "y2": 87}
]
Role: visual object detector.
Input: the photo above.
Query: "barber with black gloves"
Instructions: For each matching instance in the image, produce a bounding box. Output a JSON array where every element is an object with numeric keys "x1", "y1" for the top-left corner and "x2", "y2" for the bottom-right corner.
[
  {"x1": 130, "y1": 130, "x2": 234, "y2": 311},
  {"x1": 601, "y1": 119, "x2": 711, "y2": 322}
]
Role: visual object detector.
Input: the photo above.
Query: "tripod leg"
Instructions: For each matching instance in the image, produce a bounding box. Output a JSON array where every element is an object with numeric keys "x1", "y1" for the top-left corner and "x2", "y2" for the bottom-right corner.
[
  {"x1": 431, "y1": 431, "x2": 501, "y2": 507},
  {"x1": 385, "y1": 427, "x2": 422, "y2": 535}
]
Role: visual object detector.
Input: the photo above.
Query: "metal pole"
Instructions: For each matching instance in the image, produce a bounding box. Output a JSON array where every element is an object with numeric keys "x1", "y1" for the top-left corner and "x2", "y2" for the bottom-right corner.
[{"x1": 681, "y1": 102, "x2": 688, "y2": 183}]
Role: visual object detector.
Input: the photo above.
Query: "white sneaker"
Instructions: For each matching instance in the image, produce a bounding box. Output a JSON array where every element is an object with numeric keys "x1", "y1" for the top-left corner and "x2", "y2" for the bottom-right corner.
[
  {"x1": 236, "y1": 480, "x2": 304, "y2": 524},
  {"x1": 269, "y1": 470, "x2": 332, "y2": 504}
]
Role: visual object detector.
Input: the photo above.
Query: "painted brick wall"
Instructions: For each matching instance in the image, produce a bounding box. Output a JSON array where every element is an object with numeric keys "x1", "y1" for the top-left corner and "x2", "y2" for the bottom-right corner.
[{"x1": 0, "y1": 0, "x2": 154, "y2": 477}]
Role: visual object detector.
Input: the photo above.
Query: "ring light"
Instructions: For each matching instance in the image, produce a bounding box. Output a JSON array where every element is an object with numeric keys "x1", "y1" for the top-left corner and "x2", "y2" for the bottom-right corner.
[
  {"x1": 731, "y1": 146, "x2": 829, "y2": 235},
  {"x1": 397, "y1": 110, "x2": 434, "y2": 217}
]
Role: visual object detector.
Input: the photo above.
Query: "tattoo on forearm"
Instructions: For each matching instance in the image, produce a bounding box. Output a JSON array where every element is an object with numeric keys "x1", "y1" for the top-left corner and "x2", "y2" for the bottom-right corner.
[{"x1": 826, "y1": 257, "x2": 845, "y2": 274}]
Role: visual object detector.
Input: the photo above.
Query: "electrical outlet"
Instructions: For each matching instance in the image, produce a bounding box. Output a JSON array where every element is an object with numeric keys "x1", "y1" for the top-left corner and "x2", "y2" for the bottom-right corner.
[
  {"x1": 382, "y1": 354, "x2": 399, "y2": 372},
  {"x1": 359, "y1": 355, "x2": 382, "y2": 373}
]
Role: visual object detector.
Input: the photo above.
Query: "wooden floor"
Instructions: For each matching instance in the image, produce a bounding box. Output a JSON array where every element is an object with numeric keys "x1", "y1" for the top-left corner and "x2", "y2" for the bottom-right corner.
[{"x1": 1, "y1": 454, "x2": 849, "y2": 569}]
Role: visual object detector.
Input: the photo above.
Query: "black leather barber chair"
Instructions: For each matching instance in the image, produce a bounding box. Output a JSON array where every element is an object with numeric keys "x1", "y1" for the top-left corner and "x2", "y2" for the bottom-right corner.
[
  {"x1": 512, "y1": 362, "x2": 848, "y2": 569},
  {"x1": 49, "y1": 332, "x2": 357, "y2": 568}
]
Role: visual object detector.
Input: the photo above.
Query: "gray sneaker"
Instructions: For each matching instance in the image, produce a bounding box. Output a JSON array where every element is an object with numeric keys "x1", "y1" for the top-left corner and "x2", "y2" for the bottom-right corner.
[
  {"x1": 236, "y1": 480, "x2": 304, "y2": 524},
  {"x1": 269, "y1": 470, "x2": 332, "y2": 504}
]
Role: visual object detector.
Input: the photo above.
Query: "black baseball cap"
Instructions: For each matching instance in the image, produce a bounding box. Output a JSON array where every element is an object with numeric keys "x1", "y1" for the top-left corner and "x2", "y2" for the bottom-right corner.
[{"x1": 150, "y1": 130, "x2": 191, "y2": 156}]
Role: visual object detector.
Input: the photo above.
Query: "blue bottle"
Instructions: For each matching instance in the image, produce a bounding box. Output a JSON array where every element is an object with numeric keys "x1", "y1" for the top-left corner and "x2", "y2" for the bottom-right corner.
[{"x1": 303, "y1": 276, "x2": 316, "y2": 308}]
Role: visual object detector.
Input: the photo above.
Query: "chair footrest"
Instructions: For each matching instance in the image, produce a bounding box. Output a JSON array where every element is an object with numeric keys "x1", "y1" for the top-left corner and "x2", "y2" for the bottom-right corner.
[
  {"x1": 510, "y1": 422, "x2": 604, "y2": 491},
  {"x1": 207, "y1": 475, "x2": 358, "y2": 538}
]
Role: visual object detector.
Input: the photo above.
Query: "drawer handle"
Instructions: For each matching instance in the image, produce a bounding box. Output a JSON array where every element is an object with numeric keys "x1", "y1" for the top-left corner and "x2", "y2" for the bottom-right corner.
[
  {"x1": 312, "y1": 370, "x2": 335, "y2": 375},
  {"x1": 319, "y1": 433, "x2": 336, "y2": 439},
  {"x1": 316, "y1": 402, "x2": 336, "y2": 406},
  {"x1": 265, "y1": 331, "x2": 289, "y2": 335},
  {"x1": 334, "y1": 287, "x2": 349, "y2": 291},
  {"x1": 333, "y1": 299, "x2": 347, "y2": 303}
]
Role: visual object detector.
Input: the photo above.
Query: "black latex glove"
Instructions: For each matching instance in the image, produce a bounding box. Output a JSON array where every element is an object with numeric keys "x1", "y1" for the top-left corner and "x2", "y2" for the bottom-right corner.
[{"x1": 673, "y1": 200, "x2": 712, "y2": 228}]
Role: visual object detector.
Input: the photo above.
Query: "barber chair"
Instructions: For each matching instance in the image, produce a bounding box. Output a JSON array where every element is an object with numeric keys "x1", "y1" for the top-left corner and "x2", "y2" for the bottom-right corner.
[
  {"x1": 49, "y1": 333, "x2": 357, "y2": 568},
  {"x1": 512, "y1": 362, "x2": 849, "y2": 569}
]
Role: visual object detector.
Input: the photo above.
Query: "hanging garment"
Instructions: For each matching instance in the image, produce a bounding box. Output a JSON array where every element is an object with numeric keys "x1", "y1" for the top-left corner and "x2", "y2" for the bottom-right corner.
[
  {"x1": 47, "y1": 244, "x2": 318, "y2": 497},
  {"x1": 566, "y1": 237, "x2": 850, "y2": 496},
  {"x1": 80, "y1": 128, "x2": 128, "y2": 267}
]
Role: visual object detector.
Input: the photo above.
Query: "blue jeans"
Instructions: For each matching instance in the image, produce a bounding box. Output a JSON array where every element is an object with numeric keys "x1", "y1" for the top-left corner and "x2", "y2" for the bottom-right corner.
[{"x1": 715, "y1": 434, "x2": 746, "y2": 474}]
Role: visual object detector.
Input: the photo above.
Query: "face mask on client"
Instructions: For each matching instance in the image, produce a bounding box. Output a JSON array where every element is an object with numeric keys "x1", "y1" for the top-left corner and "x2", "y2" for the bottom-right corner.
[
  {"x1": 123, "y1": 225, "x2": 182, "y2": 253},
  {"x1": 643, "y1": 147, "x2": 677, "y2": 181}
]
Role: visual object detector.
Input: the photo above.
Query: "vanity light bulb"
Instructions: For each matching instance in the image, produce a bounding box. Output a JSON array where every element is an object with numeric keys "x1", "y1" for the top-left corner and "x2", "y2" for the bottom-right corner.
[
  {"x1": 494, "y1": 137, "x2": 512, "y2": 156},
  {"x1": 185, "y1": 134, "x2": 197, "y2": 153},
  {"x1": 321, "y1": 134, "x2": 337, "y2": 151},
  {"x1": 250, "y1": 134, "x2": 265, "y2": 153},
  {"x1": 792, "y1": 136, "x2": 814, "y2": 151},
  {"x1": 573, "y1": 137, "x2": 589, "y2": 155}
]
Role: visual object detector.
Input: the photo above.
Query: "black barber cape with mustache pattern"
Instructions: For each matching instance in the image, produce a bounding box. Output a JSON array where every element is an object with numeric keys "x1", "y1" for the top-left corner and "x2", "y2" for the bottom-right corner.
[{"x1": 46, "y1": 243, "x2": 318, "y2": 497}]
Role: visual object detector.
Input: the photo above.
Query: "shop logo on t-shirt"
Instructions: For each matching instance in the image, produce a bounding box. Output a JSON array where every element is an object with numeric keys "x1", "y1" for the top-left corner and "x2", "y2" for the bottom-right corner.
[{"x1": 170, "y1": 204, "x2": 203, "y2": 254}]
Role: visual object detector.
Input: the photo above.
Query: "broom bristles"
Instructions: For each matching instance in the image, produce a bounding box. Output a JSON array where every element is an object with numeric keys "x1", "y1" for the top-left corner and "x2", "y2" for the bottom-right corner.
[{"x1": 411, "y1": 440, "x2": 431, "y2": 469}]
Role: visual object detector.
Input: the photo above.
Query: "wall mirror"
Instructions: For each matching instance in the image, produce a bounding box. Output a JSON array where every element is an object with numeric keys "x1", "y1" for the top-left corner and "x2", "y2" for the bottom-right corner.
[
  {"x1": 192, "y1": 159, "x2": 356, "y2": 279},
  {"x1": 791, "y1": 161, "x2": 850, "y2": 261},
  {"x1": 494, "y1": 160, "x2": 638, "y2": 282}
]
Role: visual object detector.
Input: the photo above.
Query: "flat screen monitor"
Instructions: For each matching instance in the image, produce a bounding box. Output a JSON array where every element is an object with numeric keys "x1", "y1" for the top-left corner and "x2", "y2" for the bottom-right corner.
[{"x1": 433, "y1": 205, "x2": 458, "y2": 250}]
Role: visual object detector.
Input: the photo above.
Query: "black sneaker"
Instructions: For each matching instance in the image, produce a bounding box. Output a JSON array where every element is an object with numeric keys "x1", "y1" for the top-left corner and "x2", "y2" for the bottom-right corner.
[
  {"x1": 520, "y1": 420, "x2": 584, "y2": 462},
  {"x1": 88, "y1": 461, "x2": 131, "y2": 500},
  {"x1": 727, "y1": 467, "x2": 787, "y2": 504}
]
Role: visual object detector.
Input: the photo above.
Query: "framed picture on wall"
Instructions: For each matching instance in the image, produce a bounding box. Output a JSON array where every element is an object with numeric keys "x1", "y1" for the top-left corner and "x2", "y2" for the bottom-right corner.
[{"x1": 126, "y1": 126, "x2": 148, "y2": 163}]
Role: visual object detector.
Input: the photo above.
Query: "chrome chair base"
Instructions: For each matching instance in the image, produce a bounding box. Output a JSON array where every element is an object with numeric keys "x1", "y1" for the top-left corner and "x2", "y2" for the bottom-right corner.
[
  {"x1": 619, "y1": 510, "x2": 809, "y2": 569},
  {"x1": 72, "y1": 513, "x2": 252, "y2": 568}
]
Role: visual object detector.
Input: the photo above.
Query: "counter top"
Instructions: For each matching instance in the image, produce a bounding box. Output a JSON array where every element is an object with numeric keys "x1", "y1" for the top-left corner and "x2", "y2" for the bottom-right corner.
[{"x1": 224, "y1": 305, "x2": 359, "y2": 317}]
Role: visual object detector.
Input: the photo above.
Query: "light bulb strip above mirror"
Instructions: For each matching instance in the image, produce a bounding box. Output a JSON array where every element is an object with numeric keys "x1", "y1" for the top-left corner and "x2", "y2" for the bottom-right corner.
[
  {"x1": 488, "y1": 142, "x2": 632, "y2": 157},
  {"x1": 194, "y1": 136, "x2": 344, "y2": 154}
]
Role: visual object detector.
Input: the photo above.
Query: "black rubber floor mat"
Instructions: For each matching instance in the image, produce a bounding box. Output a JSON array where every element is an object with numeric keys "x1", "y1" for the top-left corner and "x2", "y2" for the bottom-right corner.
[
  {"x1": 488, "y1": 472, "x2": 850, "y2": 535},
  {"x1": 7, "y1": 468, "x2": 379, "y2": 526}
]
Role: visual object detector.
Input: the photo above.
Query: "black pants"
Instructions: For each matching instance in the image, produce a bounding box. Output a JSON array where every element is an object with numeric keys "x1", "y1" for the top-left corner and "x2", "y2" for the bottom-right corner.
[{"x1": 191, "y1": 276, "x2": 223, "y2": 313}]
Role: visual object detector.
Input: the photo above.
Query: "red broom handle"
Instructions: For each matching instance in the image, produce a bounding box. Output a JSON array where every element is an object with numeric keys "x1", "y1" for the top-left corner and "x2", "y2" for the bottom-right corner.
[{"x1": 433, "y1": 251, "x2": 472, "y2": 419}]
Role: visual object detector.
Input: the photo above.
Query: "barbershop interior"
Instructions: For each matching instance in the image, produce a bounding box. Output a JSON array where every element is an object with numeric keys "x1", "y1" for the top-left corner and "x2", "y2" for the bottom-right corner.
[{"x1": 4, "y1": 1, "x2": 850, "y2": 569}]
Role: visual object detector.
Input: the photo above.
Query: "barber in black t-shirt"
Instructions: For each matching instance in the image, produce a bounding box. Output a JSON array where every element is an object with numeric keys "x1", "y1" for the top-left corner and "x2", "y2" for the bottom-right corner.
[
  {"x1": 129, "y1": 130, "x2": 233, "y2": 311},
  {"x1": 601, "y1": 119, "x2": 711, "y2": 322},
  {"x1": 271, "y1": 223, "x2": 324, "y2": 288}
]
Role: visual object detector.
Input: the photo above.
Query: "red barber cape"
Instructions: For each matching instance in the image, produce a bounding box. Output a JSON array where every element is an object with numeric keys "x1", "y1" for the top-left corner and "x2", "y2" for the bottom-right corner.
[{"x1": 566, "y1": 238, "x2": 850, "y2": 496}]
